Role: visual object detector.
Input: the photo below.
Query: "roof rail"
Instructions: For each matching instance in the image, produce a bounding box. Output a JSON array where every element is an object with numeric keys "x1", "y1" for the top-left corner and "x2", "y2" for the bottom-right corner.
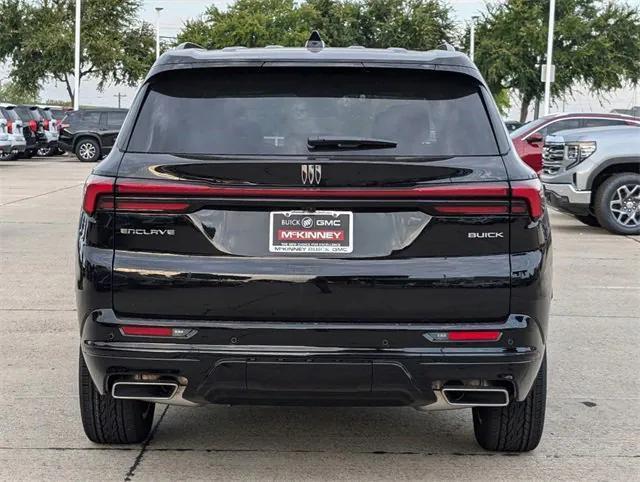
[
  {"x1": 305, "y1": 30, "x2": 325, "y2": 50},
  {"x1": 437, "y1": 42, "x2": 456, "y2": 52},
  {"x1": 222, "y1": 46, "x2": 247, "y2": 52},
  {"x1": 174, "y1": 42, "x2": 204, "y2": 50}
]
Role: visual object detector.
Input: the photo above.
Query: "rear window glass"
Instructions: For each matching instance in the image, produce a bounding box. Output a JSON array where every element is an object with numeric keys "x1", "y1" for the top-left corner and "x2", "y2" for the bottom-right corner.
[
  {"x1": 39, "y1": 109, "x2": 53, "y2": 120},
  {"x1": 128, "y1": 68, "x2": 499, "y2": 156},
  {"x1": 106, "y1": 111, "x2": 127, "y2": 129},
  {"x1": 1, "y1": 108, "x2": 20, "y2": 121}
]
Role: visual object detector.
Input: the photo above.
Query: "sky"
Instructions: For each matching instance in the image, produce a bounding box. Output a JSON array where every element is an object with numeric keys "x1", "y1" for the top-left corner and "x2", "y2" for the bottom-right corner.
[{"x1": 2, "y1": 0, "x2": 639, "y2": 119}]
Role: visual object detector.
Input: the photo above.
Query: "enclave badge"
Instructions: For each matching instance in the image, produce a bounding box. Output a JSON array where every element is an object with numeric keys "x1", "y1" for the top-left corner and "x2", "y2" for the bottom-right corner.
[{"x1": 301, "y1": 164, "x2": 322, "y2": 185}]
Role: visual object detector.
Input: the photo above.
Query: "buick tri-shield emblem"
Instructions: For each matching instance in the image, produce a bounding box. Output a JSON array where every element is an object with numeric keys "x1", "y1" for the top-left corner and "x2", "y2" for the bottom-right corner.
[{"x1": 301, "y1": 164, "x2": 322, "y2": 185}]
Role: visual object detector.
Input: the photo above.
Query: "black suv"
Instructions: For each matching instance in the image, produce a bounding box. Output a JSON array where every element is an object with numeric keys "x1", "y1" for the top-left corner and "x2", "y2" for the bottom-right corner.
[
  {"x1": 59, "y1": 108, "x2": 127, "y2": 162},
  {"x1": 77, "y1": 38, "x2": 552, "y2": 452}
]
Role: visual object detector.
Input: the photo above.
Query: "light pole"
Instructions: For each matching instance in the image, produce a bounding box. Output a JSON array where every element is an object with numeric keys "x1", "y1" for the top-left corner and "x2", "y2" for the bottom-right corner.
[
  {"x1": 470, "y1": 15, "x2": 479, "y2": 62},
  {"x1": 73, "y1": 0, "x2": 81, "y2": 110},
  {"x1": 155, "y1": 7, "x2": 164, "y2": 60},
  {"x1": 543, "y1": 0, "x2": 556, "y2": 116}
]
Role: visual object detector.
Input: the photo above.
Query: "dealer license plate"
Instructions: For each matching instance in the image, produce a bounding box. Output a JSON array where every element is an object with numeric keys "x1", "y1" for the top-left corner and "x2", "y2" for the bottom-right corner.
[{"x1": 269, "y1": 211, "x2": 353, "y2": 254}]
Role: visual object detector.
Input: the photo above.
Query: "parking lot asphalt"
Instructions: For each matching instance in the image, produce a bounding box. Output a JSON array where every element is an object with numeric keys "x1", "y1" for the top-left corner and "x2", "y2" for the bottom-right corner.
[{"x1": 1, "y1": 155, "x2": 638, "y2": 481}]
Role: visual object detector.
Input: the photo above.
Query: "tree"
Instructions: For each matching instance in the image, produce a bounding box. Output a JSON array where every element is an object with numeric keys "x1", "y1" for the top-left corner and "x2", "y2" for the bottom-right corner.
[
  {"x1": 354, "y1": 0, "x2": 456, "y2": 49},
  {"x1": 0, "y1": 80, "x2": 40, "y2": 104},
  {"x1": 473, "y1": 0, "x2": 640, "y2": 122},
  {"x1": 177, "y1": 0, "x2": 457, "y2": 50},
  {"x1": 178, "y1": 0, "x2": 317, "y2": 49},
  {"x1": 0, "y1": 0, "x2": 155, "y2": 104}
]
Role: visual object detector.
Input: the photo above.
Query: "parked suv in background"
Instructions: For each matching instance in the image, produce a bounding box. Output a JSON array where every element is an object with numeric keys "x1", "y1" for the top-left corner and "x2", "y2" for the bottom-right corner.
[
  {"x1": 0, "y1": 113, "x2": 11, "y2": 155},
  {"x1": 77, "y1": 39, "x2": 551, "y2": 452},
  {"x1": 511, "y1": 113, "x2": 640, "y2": 172},
  {"x1": 59, "y1": 108, "x2": 127, "y2": 162},
  {"x1": 13, "y1": 105, "x2": 47, "y2": 157},
  {"x1": 36, "y1": 106, "x2": 59, "y2": 156},
  {"x1": 0, "y1": 106, "x2": 26, "y2": 160},
  {"x1": 542, "y1": 126, "x2": 640, "y2": 234}
]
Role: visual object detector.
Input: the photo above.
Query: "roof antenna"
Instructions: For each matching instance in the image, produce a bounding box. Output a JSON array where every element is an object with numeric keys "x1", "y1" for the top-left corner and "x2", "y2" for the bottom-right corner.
[
  {"x1": 437, "y1": 41, "x2": 456, "y2": 52},
  {"x1": 305, "y1": 30, "x2": 325, "y2": 50}
]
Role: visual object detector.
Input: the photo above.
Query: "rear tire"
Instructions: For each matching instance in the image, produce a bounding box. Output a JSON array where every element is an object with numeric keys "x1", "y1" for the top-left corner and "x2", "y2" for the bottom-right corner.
[
  {"x1": 593, "y1": 173, "x2": 640, "y2": 235},
  {"x1": 473, "y1": 355, "x2": 546, "y2": 452},
  {"x1": 0, "y1": 151, "x2": 17, "y2": 161},
  {"x1": 75, "y1": 138, "x2": 101, "y2": 162},
  {"x1": 573, "y1": 213, "x2": 600, "y2": 227},
  {"x1": 79, "y1": 349, "x2": 155, "y2": 444}
]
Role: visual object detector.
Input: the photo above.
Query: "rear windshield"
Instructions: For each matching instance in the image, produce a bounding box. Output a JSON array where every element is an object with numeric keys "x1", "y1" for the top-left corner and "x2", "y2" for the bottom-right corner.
[
  {"x1": 15, "y1": 106, "x2": 42, "y2": 121},
  {"x1": 128, "y1": 68, "x2": 499, "y2": 156},
  {"x1": 39, "y1": 109, "x2": 53, "y2": 120},
  {"x1": 1, "y1": 108, "x2": 20, "y2": 121}
]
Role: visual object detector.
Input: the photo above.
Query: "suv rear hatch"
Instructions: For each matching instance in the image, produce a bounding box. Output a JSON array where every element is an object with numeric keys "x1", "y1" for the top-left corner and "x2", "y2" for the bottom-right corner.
[{"x1": 103, "y1": 67, "x2": 534, "y2": 323}]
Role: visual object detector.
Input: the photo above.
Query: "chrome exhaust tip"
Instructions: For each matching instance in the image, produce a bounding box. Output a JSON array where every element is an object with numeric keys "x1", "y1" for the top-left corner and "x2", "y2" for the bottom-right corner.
[
  {"x1": 442, "y1": 387, "x2": 509, "y2": 407},
  {"x1": 111, "y1": 381, "x2": 178, "y2": 401}
]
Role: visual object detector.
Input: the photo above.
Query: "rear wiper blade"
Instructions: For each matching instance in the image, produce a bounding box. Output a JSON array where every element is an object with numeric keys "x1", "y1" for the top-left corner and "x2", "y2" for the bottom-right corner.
[{"x1": 307, "y1": 136, "x2": 397, "y2": 150}]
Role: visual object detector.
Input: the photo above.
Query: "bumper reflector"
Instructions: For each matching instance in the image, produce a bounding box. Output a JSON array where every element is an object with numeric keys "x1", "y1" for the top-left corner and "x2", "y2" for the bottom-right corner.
[
  {"x1": 120, "y1": 326, "x2": 195, "y2": 338},
  {"x1": 425, "y1": 330, "x2": 502, "y2": 342}
]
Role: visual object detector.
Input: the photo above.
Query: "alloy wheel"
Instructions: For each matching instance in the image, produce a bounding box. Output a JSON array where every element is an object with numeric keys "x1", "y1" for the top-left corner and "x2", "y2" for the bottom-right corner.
[
  {"x1": 609, "y1": 184, "x2": 640, "y2": 228},
  {"x1": 78, "y1": 142, "x2": 96, "y2": 160}
]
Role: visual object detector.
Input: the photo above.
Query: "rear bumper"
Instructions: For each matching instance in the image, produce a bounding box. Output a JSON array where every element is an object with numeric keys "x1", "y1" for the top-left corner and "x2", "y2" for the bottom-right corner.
[
  {"x1": 58, "y1": 138, "x2": 73, "y2": 153},
  {"x1": 81, "y1": 309, "x2": 546, "y2": 408},
  {"x1": 10, "y1": 138, "x2": 26, "y2": 152}
]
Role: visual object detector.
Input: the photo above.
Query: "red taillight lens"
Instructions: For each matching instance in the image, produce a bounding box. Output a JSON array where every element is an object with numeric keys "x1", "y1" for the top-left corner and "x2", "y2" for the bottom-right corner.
[
  {"x1": 43, "y1": 119, "x2": 50, "y2": 130},
  {"x1": 28, "y1": 120, "x2": 37, "y2": 132},
  {"x1": 89, "y1": 178, "x2": 545, "y2": 220},
  {"x1": 96, "y1": 198, "x2": 190, "y2": 213},
  {"x1": 511, "y1": 178, "x2": 544, "y2": 220},
  {"x1": 82, "y1": 175, "x2": 115, "y2": 215},
  {"x1": 115, "y1": 179, "x2": 511, "y2": 199},
  {"x1": 432, "y1": 204, "x2": 510, "y2": 215},
  {"x1": 6, "y1": 121, "x2": 12, "y2": 134}
]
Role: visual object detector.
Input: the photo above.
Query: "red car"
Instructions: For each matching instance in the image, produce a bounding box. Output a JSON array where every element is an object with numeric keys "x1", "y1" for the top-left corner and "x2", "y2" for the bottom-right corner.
[{"x1": 510, "y1": 113, "x2": 640, "y2": 172}]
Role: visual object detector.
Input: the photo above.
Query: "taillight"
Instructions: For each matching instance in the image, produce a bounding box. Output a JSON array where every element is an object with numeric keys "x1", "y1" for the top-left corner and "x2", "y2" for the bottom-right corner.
[
  {"x1": 82, "y1": 175, "x2": 115, "y2": 215},
  {"x1": 431, "y1": 204, "x2": 510, "y2": 215},
  {"x1": 85, "y1": 177, "x2": 544, "y2": 220},
  {"x1": 6, "y1": 121, "x2": 12, "y2": 134},
  {"x1": 511, "y1": 178, "x2": 544, "y2": 220},
  {"x1": 43, "y1": 119, "x2": 50, "y2": 130},
  {"x1": 28, "y1": 120, "x2": 37, "y2": 133},
  {"x1": 96, "y1": 198, "x2": 190, "y2": 213},
  {"x1": 114, "y1": 178, "x2": 510, "y2": 199}
]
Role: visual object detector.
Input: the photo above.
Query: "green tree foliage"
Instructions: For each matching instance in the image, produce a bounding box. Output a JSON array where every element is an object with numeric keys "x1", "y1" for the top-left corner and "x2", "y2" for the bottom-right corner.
[
  {"x1": 0, "y1": 0, "x2": 155, "y2": 104},
  {"x1": 0, "y1": 80, "x2": 40, "y2": 104},
  {"x1": 472, "y1": 0, "x2": 640, "y2": 122},
  {"x1": 177, "y1": 0, "x2": 456, "y2": 49}
]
